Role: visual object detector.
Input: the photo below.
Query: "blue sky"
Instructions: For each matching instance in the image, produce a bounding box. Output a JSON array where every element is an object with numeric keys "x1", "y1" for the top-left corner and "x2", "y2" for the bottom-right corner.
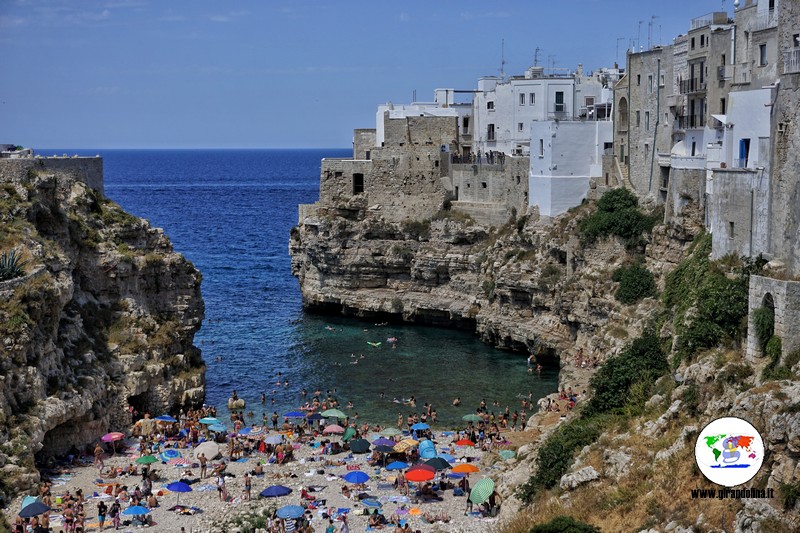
[{"x1": 1, "y1": 0, "x2": 730, "y2": 149}]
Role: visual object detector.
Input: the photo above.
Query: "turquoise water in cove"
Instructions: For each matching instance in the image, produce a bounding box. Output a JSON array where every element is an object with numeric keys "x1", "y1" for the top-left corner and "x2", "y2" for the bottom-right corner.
[{"x1": 51, "y1": 149, "x2": 558, "y2": 427}]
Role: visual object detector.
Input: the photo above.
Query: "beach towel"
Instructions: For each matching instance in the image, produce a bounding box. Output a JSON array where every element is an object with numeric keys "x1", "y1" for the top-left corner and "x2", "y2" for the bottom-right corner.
[{"x1": 346, "y1": 465, "x2": 361, "y2": 471}]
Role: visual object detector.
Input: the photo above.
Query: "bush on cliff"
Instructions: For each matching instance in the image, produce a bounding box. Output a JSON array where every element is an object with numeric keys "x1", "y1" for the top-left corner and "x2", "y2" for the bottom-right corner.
[
  {"x1": 529, "y1": 516, "x2": 601, "y2": 533},
  {"x1": 578, "y1": 188, "x2": 655, "y2": 247},
  {"x1": 0, "y1": 248, "x2": 28, "y2": 281},
  {"x1": 612, "y1": 262, "x2": 657, "y2": 304}
]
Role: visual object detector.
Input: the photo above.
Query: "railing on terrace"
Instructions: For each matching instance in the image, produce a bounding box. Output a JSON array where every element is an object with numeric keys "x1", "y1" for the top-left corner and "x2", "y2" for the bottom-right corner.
[
  {"x1": 751, "y1": 10, "x2": 777, "y2": 32},
  {"x1": 679, "y1": 78, "x2": 707, "y2": 94},
  {"x1": 785, "y1": 48, "x2": 800, "y2": 74},
  {"x1": 691, "y1": 11, "x2": 727, "y2": 30},
  {"x1": 677, "y1": 115, "x2": 706, "y2": 129}
]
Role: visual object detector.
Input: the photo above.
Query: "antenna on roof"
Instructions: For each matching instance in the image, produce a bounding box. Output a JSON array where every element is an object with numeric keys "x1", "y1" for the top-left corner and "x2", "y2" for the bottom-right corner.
[
  {"x1": 648, "y1": 15, "x2": 659, "y2": 48},
  {"x1": 534, "y1": 47, "x2": 542, "y2": 67},
  {"x1": 500, "y1": 39, "x2": 507, "y2": 79}
]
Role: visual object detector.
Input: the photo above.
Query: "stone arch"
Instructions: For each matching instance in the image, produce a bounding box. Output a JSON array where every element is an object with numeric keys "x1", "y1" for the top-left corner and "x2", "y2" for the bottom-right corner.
[{"x1": 617, "y1": 97, "x2": 629, "y2": 132}]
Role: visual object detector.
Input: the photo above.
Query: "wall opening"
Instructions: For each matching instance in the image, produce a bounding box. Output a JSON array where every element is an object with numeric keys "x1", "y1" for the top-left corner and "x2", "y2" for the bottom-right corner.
[{"x1": 353, "y1": 173, "x2": 364, "y2": 194}]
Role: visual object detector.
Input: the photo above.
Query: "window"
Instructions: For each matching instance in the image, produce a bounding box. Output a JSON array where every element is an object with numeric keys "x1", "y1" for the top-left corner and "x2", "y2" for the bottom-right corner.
[
  {"x1": 759, "y1": 44, "x2": 767, "y2": 66},
  {"x1": 636, "y1": 110, "x2": 641, "y2": 127},
  {"x1": 487, "y1": 124, "x2": 495, "y2": 141},
  {"x1": 334, "y1": 171, "x2": 343, "y2": 178},
  {"x1": 554, "y1": 91, "x2": 565, "y2": 112},
  {"x1": 645, "y1": 111, "x2": 650, "y2": 131},
  {"x1": 729, "y1": 221, "x2": 735, "y2": 239},
  {"x1": 769, "y1": 0, "x2": 775, "y2": 10},
  {"x1": 720, "y1": 97, "x2": 726, "y2": 114},
  {"x1": 637, "y1": 74, "x2": 641, "y2": 86},
  {"x1": 487, "y1": 101, "x2": 494, "y2": 110},
  {"x1": 518, "y1": 122, "x2": 524, "y2": 132},
  {"x1": 481, "y1": 182, "x2": 487, "y2": 188},
  {"x1": 519, "y1": 93, "x2": 526, "y2": 105},
  {"x1": 352, "y1": 173, "x2": 364, "y2": 194},
  {"x1": 645, "y1": 143, "x2": 650, "y2": 163},
  {"x1": 691, "y1": 37, "x2": 695, "y2": 50},
  {"x1": 660, "y1": 74, "x2": 665, "y2": 87},
  {"x1": 721, "y1": 53, "x2": 726, "y2": 65},
  {"x1": 794, "y1": 34, "x2": 800, "y2": 48},
  {"x1": 648, "y1": 75, "x2": 653, "y2": 93},
  {"x1": 529, "y1": 93, "x2": 535, "y2": 105},
  {"x1": 539, "y1": 139, "x2": 544, "y2": 156},
  {"x1": 700, "y1": 34, "x2": 705, "y2": 47}
]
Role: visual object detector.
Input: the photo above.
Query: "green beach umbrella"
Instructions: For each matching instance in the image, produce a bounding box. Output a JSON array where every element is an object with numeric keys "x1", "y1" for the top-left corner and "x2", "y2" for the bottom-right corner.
[
  {"x1": 342, "y1": 427, "x2": 357, "y2": 443},
  {"x1": 135, "y1": 455, "x2": 158, "y2": 464},
  {"x1": 499, "y1": 450, "x2": 516, "y2": 460},
  {"x1": 462, "y1": 414, "x2": 482, "y2": 423},
  {"x1": 380, "y1": 427, "x2": 402, "y2": 436},
  {"x1": 469, "y1": 477, "x2": 495, "y2": 505},
  {"x1": 320, "y1": 409, "x2": 347, "y2": 419}
]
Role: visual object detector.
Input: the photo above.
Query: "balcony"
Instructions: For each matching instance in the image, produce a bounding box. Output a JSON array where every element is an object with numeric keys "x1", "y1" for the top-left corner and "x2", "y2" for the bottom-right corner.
[
  {"x1": 676, "y1": 115, "x2": 706, "y2": 129},
  {"x1": 785, "y1": 48, "x2": 800, "y2": 74},
  {"x1": 679, "y1": 78, "x2": 707, "y2": 94},
  {"x1": 717, "y1": 65, "x2": 733, "y2": 81},
  {"x1": 751, "y1": 10, "x2": 777, "y2": 32}
]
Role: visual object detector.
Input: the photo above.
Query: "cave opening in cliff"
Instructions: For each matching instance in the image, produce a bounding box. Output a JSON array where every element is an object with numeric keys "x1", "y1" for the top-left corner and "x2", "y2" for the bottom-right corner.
[{"x1": 127, "y1": 392, "x2": 155, "y2": 418}]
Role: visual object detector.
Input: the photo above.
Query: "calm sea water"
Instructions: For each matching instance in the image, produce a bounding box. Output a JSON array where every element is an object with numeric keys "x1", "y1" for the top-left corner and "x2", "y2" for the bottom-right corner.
[{"x1": 51, "y1": 149, "x2": 558, "y2": 427}]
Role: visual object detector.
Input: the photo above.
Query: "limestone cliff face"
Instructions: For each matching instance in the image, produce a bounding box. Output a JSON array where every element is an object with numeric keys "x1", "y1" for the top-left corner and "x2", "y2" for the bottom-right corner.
[{"x1": 0, "y1": 161, "x2": 204, "y2": 500}]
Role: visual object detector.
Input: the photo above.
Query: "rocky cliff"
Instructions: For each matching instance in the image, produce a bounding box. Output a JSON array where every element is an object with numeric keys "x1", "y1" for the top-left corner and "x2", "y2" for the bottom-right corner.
[
  {"x1": 291, "y1": 194, "x2": 800, "y2": 531},
  {"x1": 0, "y1": 160, "x2": 204, "y2": 503}
]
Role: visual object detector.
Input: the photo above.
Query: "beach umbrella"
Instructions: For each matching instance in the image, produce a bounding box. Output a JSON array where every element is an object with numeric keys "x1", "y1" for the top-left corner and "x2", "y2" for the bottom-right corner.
[
  {"x1": 306, "y1": 413, "x2": 324, "y2": 421},
  {"x1": 193, "y1": 441, "x2": 220, "y2": 460},
  {"x1": 374, "y1": 445, "x2": 395, "y2": 454},
  {"x1": 437, "y1": 453, "x2": 456, "y2": 463},
  {"x1": 380, "y1": 428, "x2": 402, "y2": 436},
  {"x1": 410, "y1": 423, "x2": 429, "y2": 431},
  {"x1": 452, "y1": 463, "x2": 480, "y2": 474},
  {"x1": 342, "y1": 471, "x2": 370, "y2": 484},
  {"x1": 277, "y1": 505, "x2": 305, "y2": 519},
  {"x1": 462, "y1": 414, "x2": 482, "y2": 423},
  {"x1": 208, "y1": 424, "x2": 227, "y2": 432},
  {"x1": 405, "y1": 469, "x2": 435, "y2": 483},
  {"x1": 499, "y1": 450, "x2": 516, "y2": 460},
  {"x1": 20, "y1": 496, "x2": 40, "y2": 510},
  {"x1": 121, "y1": 505, "x2": 152, "y2": 516},
  {"x1": 469, "y1": 477, "x2": 495, "y2": 505},
  {"x1": 447, "y1": 473, "x2": 465, "y2": 479},
  {"x1": 260, "y1": 485, "x2": 292, "y2": 498},
  {"x1": 198, "y1": 417, "x2": 220, "y2": 425},
  {"x1": 372, "y1": 438, "x2": 396, "y2": 447},
  {"x1": 247, "y1": 427, "x2": 267, "y2": 438},
  {"x1": 135, "y1": 455, "x2": 158, "y2": 464},
  {"x1": 424, "y1": 457, "x2": 452, "y2": 471},
  {"x1": 407, "y1": 464, "x2": 436, "y2": 473},
  {"x1": 155, "y1": 415, "x2": 177, "y2": 423},
  {"x1": 265, "y1": 435, "x2": 284, "y2": 445},
  {"x1": 320, "y1": 409, "x2": 347, "y2": 419},
  {"x1": 386, "y1": 461, "x2": 409, "y2": 471},
  {"x1": 283, "y1": 411, "x2": 306, "y2": 419},
  {"x1": 168, "y1": 457, "x2": 192, "y2": 466},
  {"x1": 18, "y1": 501, "x2": 50, "y2": 518},
  {"x1": 349, "y1": 439, "x2": 370, "y2": 454},
  {"x1": 161, "y1": 449, "x2": 182, "y2": 460},
  {"x1": 323, "y1": 424, "x2": 344, "y2": 434},
  {"x1": 454, "y1": 439, "x2": 475, "y2": 447},
  {"x1": 102, "y1": 432, "x2": 125, "y2": 442},
  {"x1": 238, "y1": 427, "x2": 253, "y2": 436},
  {"x1": 342, "y1": 426, "x2": 357, "y2": 443},
  {"x1": 166, "y1": 481, "x2": 192, "y2": 505}
]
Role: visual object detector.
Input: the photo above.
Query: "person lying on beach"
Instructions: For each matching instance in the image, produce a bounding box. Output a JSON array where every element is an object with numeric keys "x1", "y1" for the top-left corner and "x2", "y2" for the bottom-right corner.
[{"x1": 341, "y1": 485, "x2": 352, "y2": 499}]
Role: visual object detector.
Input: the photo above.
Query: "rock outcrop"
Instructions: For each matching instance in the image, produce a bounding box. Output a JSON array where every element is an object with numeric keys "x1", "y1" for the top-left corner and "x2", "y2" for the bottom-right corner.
[{"x1": 0, "y1": 160, "x2": 204, "y2": 501}]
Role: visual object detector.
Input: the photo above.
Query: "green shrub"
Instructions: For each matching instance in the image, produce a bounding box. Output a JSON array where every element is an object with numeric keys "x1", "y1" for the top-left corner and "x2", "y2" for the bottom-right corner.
[
  {"x1": 516, "y1": 416, "x2": 604, "y2": 503},
  {"x1": 752, "y1": 306, "x2": 775, "y2": 352},
  {"x1": 578, "y1": 189, "x2": 655, "y2": 247},
  {"x1": 585, "y1": 334, "x2": 668, "y2": 416},
  {"x1": 612, "y1": 263, "x2": 657, "y2": 304},
  {"x1": 529, "y1": 515, "x2": 601, "y2": 533},
  {"x1": 0, "y1": 248, "x2": 28, "y2": 281},
  {"x1": 780, "y1": 482, "x2": 800, "y2": 511},
  {"x1": 401, "y1": 219, "x2": 431, "y2": 239},
  {"x1": 682, "y1": 383, "x2": 701, "y2": 415}
]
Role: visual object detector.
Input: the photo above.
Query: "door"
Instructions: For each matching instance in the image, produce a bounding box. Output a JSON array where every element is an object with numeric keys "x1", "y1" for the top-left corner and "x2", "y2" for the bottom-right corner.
[{"x1": 739, "y1": 138, "x2": 750, "y2": 168}]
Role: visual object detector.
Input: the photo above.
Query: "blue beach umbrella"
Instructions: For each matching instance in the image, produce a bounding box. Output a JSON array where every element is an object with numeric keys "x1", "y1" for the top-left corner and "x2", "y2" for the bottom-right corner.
[
  {"x1": 306, "y1": 413, "x2": 324, "y2": 421},
  {"x1": 386, "y1": 461, "x2": 409, "y2": 471},
  {"x1": 19, "y1": 501, "x2": 50, "y2": 518},
  {"x1": 342, "y1": 471, "x2": 370, "y2": 484},
  {"x1": 161, "y1": 449, "x2": 182, "y2": 460},
  {"x1": 209, "y1": 424, "x2": 227, "y2": 432},
  {"x1": 239, "y1": 427, "x2": 253, "y2": 436},
  {"x1": 121, "y1": 505, "x2": 151, "y2": 516},
  {"x1": 410, "y1": 423, "x2": 429, "y2": 431},
  {"x1": 155, "y1": 415, "x2": 177, "y2": 422},
  {"x1": 372, "y1": 438, "x2": 396, "y2": 447},
  {"x1": 198, "y1": 417, "x2": 219, "y2": 425},
  {"x1": 260, "y1": 485, "x2": 292, "y2": 498},
  {"x1": 437, "y1": 453, "x2": 456, "y2": 463},
  {"x1": 277, "y1": 505, "x2": 306, "y2": 519},
  {"x1": 283, "y1": 411, "x2": 306, "y2": 418},
  {"x1": 166, "y1": 481, "x2": 192, "y2": 505}
]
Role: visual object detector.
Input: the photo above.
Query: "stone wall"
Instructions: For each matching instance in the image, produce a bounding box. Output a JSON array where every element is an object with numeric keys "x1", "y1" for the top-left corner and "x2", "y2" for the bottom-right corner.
[
  {"x1": 747, "y1": 275, "x2": 800, "y2": 361},
  {"x1": 664, "y1": 167, "x2": 706, "y2": 221},
  {"x1": 353, "y1": 129, "x2": 376, "y2": 160},
  {"x1": 710, "y1": 167, "x2": 769, "y2": 259},
  {"x1": 0, "y1": 156, "x2": 104, "y2": 195},
  {"x1": 451, "y1": 156, "x2": 528, "y2": 212}
]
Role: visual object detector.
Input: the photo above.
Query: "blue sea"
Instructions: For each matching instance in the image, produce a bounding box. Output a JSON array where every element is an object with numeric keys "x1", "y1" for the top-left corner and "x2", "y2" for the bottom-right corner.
[{"x1": 51, "y1": 149, "x2": 558, "y2": 428}]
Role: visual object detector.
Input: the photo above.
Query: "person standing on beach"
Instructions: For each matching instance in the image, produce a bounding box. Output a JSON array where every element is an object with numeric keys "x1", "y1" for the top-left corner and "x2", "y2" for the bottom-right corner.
[
  {"x1": 94, "y1": 443, "x2": 105, "y2": 472},
  {"x1": 109, "y1": 500, "x2": 120, "y2": 530},
  {"x1": 198, "y1": 453, "x2": 207, "y2": 479},
  {"x1": 217, "y1": 474, "x2": 227, "y2": 501},
  {"x1": 243, "y1": 473, "x2": 252, "y2": 500},
  {"x1": 97, "y1": 501, "x2": 107, "y2": 530}
]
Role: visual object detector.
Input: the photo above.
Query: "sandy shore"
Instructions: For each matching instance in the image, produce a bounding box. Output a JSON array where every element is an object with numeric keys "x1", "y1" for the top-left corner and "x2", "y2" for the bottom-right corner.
[{"x1": 4, "y1": 431, "x2": 513, "y2": 533}]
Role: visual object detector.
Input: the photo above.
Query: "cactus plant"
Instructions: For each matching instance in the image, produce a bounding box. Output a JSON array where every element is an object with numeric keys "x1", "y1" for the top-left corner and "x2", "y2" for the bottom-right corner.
[{"x1": 0, "y1": 248, "x2": 28, "y2": 281}]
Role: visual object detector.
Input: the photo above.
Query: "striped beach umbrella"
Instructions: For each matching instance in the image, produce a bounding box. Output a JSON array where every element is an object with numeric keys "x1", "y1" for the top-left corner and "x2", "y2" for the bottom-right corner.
[{"x1": 469, "y1": 477, "x2": 495, "y2": 504}]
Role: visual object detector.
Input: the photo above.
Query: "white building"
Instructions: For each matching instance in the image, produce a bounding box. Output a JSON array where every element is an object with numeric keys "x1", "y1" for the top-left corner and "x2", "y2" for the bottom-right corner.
[{"x1": 530, "y1": 120, "x2": 614, "y2": 217}]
